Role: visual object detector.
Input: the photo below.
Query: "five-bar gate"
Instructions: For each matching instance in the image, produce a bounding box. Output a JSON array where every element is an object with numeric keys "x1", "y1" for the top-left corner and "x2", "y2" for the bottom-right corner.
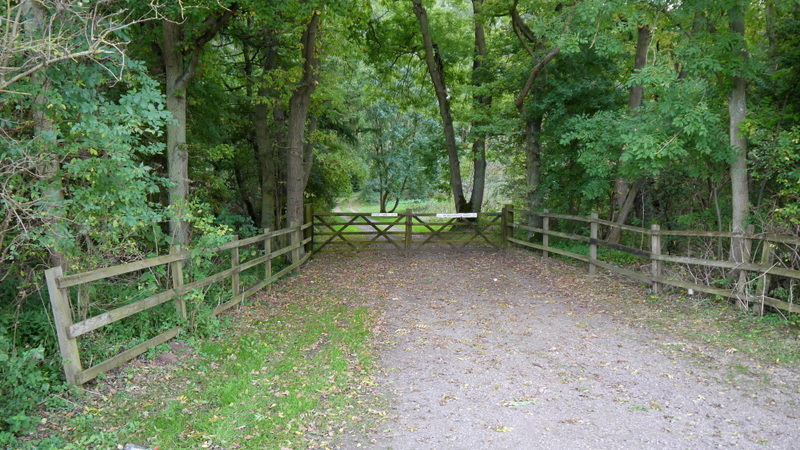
[{"x1": 312, "y1": 209, "x2": 508, "y2": 255}]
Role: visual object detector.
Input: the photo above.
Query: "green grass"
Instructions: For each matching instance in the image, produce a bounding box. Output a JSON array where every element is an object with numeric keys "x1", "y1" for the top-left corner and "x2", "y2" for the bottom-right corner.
[
  {"x1": 532, "y1": 237, "x2": 800, "y2": 365},
  {"x1": 21, "y1": 294, "x2": 375, "y2": 449},
  {"x1": 518, "y1": 234, "x2": 645, "y2": 266},
  {"x1": 341, "y1": 196, "x2": 455, "y2": 214},
  {"x1": 663, "y1": 300, "x2": 800, "y2": 365}
]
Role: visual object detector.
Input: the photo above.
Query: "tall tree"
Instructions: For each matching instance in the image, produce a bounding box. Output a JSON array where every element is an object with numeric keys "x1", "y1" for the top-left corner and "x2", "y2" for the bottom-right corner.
[
  {"x1": 21, "y1": 0, "x2": 65, "y2": 267},
  {"x1": 607, "y1": 25, "x2": 650, "y2": 244},
  {"x1": 251, "y1": 29, "x2": 284, "y2": 230},
  {"x1": 285, "y1": 10, "x2": 321, "y2": 231},
  {"x1": 510, "y1": 0, "x2": 564, "y2": 227},
  {"x1": 469, "y1": 0, "x2": 490, "y2": 213},
  {"x1": 728, "y1": 0, "x2": 749, "y2": 264},
  {"x1": 411, "y1": 0, "x2": 469, "y2": 212},
  {"x1": 160, "y1": 3, "x2": 238, "y2": 245}
]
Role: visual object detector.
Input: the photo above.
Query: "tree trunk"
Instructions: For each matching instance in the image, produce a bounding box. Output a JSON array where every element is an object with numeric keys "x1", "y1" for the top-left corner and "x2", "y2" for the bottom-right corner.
[
  {"x1": 160, "y1": 6, "x2": 237, "y2": 245},
  {"x1": 607, "y1": 25, "x2": 650, "y2": 244},
  {"x1": 525, "y1": 116, "x2": 544, "y2": 231},
  {"x1": 469, "y1": 0, "x2": 492, "y2": 212},
  {"x1": 513, "y1": 49, "x2": 558, "y2": 228},
  {"x1": 274, "y1": 105, "x2": 288, "y2": 230},
  {"x1": 764, "y1": 0, "x2": 777, "y2": 61},
  {"x1": 286, "y1": 12, "x2": 320, "y2": 234},
  {"x1": 469, "y1": 0, "x2": 490, "y2": 213},
  {"x1": 728, "y1": 0, "x2": 749, "y2": 264},
  {"x1": 232, "y1": 163, "x2": 258, "y2": 225},
  {"x1": 253, "y1": 29, "x2": 282, "y2": 231},
  {"x1": 23, "y1": 0, "x2": 66, "y2": 268},
  {"x1": 509, "y1": 3, "x2": 561, "y2": 229},
  {"x1": 163, "y1": 20, "x2": 190, "y2": 245},
  {"x1": 470, "y1": 138, "x2": 487, "y2": 213},
  {"x1": 411, "y1": 0, "x2": 468, "y2": 212},
  {"x1": 254, "y1": 86, "x2": 278, "y2": 229},
  {"x1": 627, "y1": 26, "x2": 649, "y2": 110},
  {"x1": 302, "y1": 115, "x2": 318, "y2": 190}
]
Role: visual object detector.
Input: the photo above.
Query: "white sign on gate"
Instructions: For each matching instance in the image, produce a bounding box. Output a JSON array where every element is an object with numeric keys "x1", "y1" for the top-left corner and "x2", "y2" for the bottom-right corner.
[
  {"x1": 436, "y1": 213, "x2": 477, "y2": 218},
  {"x1": 371, "y1": 213, "x2": 398, "y2": 217}
]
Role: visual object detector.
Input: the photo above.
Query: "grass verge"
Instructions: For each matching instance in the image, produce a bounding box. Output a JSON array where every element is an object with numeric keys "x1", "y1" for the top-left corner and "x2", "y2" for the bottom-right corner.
[
  {"x1": 639, "y1": 293, "x2": 800, "y2": 366},
  {"x1": 20, "y1": 289, "x2": 375, "y2": 449},
  {"x1": 512, "y1": 239, "x2": 800, "y2": 366}
]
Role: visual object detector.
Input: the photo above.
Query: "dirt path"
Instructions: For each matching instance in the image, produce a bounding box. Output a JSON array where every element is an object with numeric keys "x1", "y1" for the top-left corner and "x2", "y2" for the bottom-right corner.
[{"x1": 296, "y1": 249, "x2": 800, "y2": 449}]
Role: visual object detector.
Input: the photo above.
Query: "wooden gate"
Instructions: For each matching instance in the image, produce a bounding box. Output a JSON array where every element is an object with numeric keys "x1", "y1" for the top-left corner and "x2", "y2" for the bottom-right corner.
[{"x1": 312, "y1": 209, "x2": 506, "y2": 255}]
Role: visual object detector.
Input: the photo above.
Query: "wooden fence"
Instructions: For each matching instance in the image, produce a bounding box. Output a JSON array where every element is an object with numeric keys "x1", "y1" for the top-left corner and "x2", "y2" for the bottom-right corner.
[
  {"x1": 46, "y1": 205, "x2": 799, "y2": 384},
  {"x1": 504, "y1": 207, "x2": 800, "y2": 315},
  {"x1": 45, "y1": 221, "x2": 312, "y2": 385},
  {"x1": 312, "y1": 209, "x2": 504, "y2": 255}
]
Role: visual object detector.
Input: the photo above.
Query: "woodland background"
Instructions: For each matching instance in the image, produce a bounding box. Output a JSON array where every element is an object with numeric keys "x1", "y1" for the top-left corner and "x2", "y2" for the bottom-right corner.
[{"x1": 1, "y1": 0, "x2": 798, "y2": 439}]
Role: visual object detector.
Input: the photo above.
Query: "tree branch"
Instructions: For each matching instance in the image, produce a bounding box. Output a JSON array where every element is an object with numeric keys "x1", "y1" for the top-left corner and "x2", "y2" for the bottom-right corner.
[
  {"x1": 511, "y1": 1, "x2": 538, "y2": 49},
  {"x1": 1, "y1": 48, "x2": 114, "y2": 92},
  {"x1": 174, "y1": 3, "x2": 240, "y2": 92},
  {"x1": 1, "y1": 3, "x2": 158, "y2": 92},
  {"x1": 514, "y1": 47, "x2": 560, "y2": 112}
]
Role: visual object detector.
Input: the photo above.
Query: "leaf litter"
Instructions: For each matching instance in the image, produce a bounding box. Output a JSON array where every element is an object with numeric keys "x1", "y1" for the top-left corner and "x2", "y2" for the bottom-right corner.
[
  {"x1": 319, "y1": 248, "x2": 800, "y2": 449},
  {"x1": 26, "y1": 247, "x2": 800, "y2": 449}
]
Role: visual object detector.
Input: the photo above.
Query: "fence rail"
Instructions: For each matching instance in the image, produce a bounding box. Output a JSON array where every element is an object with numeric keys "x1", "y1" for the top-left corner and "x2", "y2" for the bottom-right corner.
[
  {"x1": 46, "y1": 204, "x2": 800, "y2": 384},
  {"x1": 45, "y1": 221, "x2": 311, "y2": 385},
  {"x1": 504, "y1": 207, "x2": 800, "y2": 316}
]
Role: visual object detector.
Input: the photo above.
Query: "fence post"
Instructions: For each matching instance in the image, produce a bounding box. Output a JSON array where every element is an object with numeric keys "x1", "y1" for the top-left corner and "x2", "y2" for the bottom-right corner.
[
  {"x1": 304, "y1": 203, "x2": 313, "y2": 255},
  {"x1": 231, "y1": 235, "x2": 240, "y2": 307},
  {"x1": 589, "y1": 212, "x2": 598, "y2": 275},
  {"x1": 290, "y1": 221, "x2": 300, "y2": 264},
  {"x1": 170, "y1": 245, "x2": 186, "y2": 320},
  {"x1": 45, "y1": 267, "x2": 82, "y2": 386},
  {"x1": 542, "y1": 209, "x2": 550, "y2": 258},
  {"x1": 756, "y1": 239, "x2": 774, "y2": 316},
  {"x1": 264, "y1": 228, "x2": 272, "y2": 283},
  {"x1": 650, "y1": 224, "x2": 662, "y2": 294},
  {"x1": 501, "y1": 205, "x2": 512, "y2": 248},
  {"x1": 404, "y1": 209, "x2": 413, "y2": 257},
  {"x1": 735, "y1": 224, "x2": 756, "y2": 308}
]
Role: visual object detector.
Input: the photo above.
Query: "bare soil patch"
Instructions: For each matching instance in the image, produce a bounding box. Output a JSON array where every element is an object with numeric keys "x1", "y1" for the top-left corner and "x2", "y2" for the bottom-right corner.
[{"x1": 299, "y1": 248, "x2": 800, "y2": 449}]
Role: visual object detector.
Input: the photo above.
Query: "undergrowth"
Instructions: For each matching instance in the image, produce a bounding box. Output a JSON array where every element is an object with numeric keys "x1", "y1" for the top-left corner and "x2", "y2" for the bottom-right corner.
[
  {"x1": 643, "y1": 293, "x2": 800, "y2": 365},
  {"x1": 17, "y1": 290, "x2": 375, "y2": 449}
]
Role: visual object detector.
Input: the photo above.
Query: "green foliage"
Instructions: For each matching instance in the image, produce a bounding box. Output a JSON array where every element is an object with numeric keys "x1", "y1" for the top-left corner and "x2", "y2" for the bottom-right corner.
[
  {"x1": 545, "y1": 238, "x2": 643, "y2": 266},
  {"x1": 357, "y1": 100, "x2": 442, "y2": 210},
  {"x1": 751, "y1": 125, "x2": 800, "y2": 228},
  {"x1": 25, "y1": 284, "x2": 375, "y2": 449},
  {"x1": 0, "y1": 328, "x2": 57, "y2": 436},
  {"x1": 500, "y1": 46, "x2": 622, "y2": 212},
  {"x1": 1, "y1": 58, "x2": 171, "y2": 286},
  {"x1": 563, "y1": 65, "x2": 729, "y2": 185}
]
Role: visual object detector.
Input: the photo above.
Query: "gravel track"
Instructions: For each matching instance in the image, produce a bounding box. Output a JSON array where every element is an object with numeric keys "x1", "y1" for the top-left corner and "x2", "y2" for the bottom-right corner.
[{"x1": 298, "y1": 249, "x2": 800, "y2": 449}]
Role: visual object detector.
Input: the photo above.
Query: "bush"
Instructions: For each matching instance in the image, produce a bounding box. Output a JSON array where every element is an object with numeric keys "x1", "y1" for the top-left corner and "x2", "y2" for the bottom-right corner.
[{"x1": 0, "y1": 328, "x2": 56, "y2": 436}]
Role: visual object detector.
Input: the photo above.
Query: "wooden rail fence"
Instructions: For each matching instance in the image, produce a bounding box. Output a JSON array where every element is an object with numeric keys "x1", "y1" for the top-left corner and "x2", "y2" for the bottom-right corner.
[
  {"x1": 504, "y1": 207, "x2": 800, "y2": 315},
  {"x1": 46, "y1": 221, "x2": 312, "y2": 385},
  {"x1": 46, "y1": 205, "x2": 799, "y2": 384}
]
